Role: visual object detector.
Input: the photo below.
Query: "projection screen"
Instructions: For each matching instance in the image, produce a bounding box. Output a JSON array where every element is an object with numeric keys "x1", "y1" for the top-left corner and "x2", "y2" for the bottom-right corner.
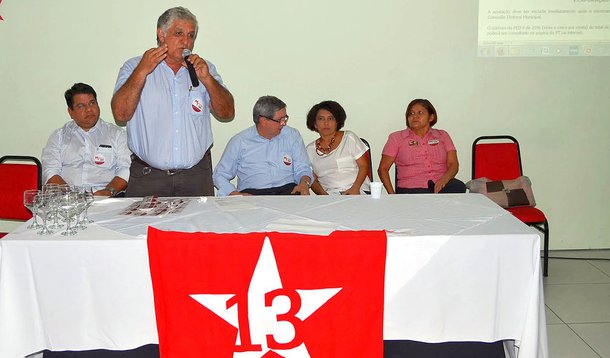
[{"x1": 478, "y1": 0, "x2": 610, "y2": 57}]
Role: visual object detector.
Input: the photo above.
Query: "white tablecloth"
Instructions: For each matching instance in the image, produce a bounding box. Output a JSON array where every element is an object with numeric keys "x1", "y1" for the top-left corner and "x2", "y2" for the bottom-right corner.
[{"x1": 0, "y1": 194, "x2": 547, "y2": 357}]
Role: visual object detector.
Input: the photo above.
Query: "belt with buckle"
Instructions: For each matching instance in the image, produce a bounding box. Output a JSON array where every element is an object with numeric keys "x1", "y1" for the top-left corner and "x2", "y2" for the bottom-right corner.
[{"x1": 131, "y1": 155, "x2": 182, "y2": 176}]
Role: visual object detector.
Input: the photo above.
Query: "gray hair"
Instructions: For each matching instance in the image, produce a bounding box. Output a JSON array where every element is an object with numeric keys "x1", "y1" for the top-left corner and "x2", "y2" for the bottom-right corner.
[
  {"x1": 157, "y1": 7, "x2": 198, "y2": 43},
  {"x1": 253, "y1": 96, "x2": 286, "y2": 124}
]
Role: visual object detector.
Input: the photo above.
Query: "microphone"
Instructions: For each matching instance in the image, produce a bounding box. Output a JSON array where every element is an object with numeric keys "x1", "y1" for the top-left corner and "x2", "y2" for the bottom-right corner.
[{"x1": 182, "y1": 49, "x2": 200, "y2": 87}]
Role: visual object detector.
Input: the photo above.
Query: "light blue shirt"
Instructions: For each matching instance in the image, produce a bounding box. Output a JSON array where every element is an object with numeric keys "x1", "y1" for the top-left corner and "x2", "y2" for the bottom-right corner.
[
  {"x1": 213, "y1": 126, "x2": 313, "y2": 196},
  {"x1": 41, "y1": 119, "x2": 131, "y2": 191},
  {"x1": 113, "y1": 56, "x2": 225, "y2": 170}
]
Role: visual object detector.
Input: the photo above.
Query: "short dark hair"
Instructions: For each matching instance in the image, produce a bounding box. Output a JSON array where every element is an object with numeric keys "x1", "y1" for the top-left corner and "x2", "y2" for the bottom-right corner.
[
  {"x1": 64, "y1": 83, "x2": 97, "y2": 109},
  {"x1": 306, "y1": 100, "x2": 347, "y2": 132},
  {"x1": 253, "y1": 96, "x2": 286, "y2": 124},
  {"x1": 405, "y1": 98, "x2": 437, "y2": 127}
]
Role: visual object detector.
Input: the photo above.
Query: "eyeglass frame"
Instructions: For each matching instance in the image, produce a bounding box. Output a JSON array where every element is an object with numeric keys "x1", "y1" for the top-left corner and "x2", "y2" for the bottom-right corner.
[{"x1": 261, "y1": 115, "x2": 289, "y2": 124}]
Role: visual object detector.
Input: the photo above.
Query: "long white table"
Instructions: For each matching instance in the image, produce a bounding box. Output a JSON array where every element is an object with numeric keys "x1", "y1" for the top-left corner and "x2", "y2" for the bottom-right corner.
[{"x1": 0, "y1": 194, "x2": 548, "y2": 357}]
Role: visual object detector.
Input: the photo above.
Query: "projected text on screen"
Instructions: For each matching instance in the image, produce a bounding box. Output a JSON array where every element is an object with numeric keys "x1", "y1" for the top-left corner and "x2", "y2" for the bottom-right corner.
[{"x1": 478, "y1": 0, "x2": 610, "y2": 57}]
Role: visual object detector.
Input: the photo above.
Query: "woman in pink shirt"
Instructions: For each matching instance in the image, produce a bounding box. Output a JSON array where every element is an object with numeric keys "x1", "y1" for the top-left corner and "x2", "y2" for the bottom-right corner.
[{"x1": 377, "y1": 99, "x2": 466, "y2": 194}]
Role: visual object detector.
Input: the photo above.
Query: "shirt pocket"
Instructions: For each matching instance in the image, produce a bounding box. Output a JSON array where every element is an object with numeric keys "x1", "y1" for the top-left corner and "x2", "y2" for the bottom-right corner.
[
  {"x1": 336, "y1": 157, "x2": 354, "y2": 171},
  {"x1": 188, "y1": 88, "x2": 208, "y2": 116},
  {"x1": 279, "y1": 153, "x2": 294, "y2": 173},
  {"x1": 428, "y1": 142, "x2": 448, "y2": 164},
  {"x1": 94, "y1": 146, "x2": 114, "y2": 169}
]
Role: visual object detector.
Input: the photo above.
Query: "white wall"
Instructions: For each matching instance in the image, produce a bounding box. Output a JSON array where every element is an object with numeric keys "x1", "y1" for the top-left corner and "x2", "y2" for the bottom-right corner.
[{"x1": 1, "y1": 0, "x2": 608, "y2": 248}]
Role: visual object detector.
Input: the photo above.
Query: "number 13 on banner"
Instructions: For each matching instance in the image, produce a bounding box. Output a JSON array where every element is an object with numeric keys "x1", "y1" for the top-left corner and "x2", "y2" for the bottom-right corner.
[{"x1": 227, "y1": 289, "x2": 305, "y2": 352}]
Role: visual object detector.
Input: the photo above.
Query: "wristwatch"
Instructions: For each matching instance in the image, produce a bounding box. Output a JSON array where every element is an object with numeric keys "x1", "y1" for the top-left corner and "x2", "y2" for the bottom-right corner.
[{"x1": 106, "y1": 186, "x2": 117, "y2": 197}]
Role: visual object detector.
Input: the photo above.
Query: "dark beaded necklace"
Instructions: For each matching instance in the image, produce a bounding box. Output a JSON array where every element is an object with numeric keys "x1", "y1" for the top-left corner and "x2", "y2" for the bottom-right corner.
[{"x1": 315, "y1": 134, "x2": 336, "y2": 156}]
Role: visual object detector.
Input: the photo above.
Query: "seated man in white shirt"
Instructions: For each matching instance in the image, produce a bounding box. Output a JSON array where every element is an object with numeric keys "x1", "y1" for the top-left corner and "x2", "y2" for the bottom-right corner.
[
  {"x1": 42, "y1": 83, "x2": 131, "y2": 196},
  {"x1": 213, "y1": 95, "x2": 313, "y2": 196}
]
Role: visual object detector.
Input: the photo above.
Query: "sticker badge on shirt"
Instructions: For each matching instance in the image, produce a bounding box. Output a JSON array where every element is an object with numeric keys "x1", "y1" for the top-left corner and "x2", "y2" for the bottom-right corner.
[
  {"x1": 283, "y1": 154, "x2": 293, "y2": 166},
  {"x1": 95, "y1": 145, "x2": 113, "y2": 167},
  {"x1": 191, "y1": 98, "x2": 204, "y2": 113},
  {"x1": 428, "y1": 139, "x2": 440, "y2": 146},
  {"x1": 94, "y1": 153, "x2": 105, "y2": 165}
]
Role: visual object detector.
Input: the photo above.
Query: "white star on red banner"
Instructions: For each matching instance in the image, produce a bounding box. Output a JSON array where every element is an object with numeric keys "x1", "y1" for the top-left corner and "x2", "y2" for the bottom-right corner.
[{"x1": 191, "y1": 237, "x2": 342, "y2": 357}]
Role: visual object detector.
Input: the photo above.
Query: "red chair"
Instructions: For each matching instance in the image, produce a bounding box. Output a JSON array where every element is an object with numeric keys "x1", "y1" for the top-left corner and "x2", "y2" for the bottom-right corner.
[
  {"x1": 471, "y1": 136, "x2": 550, "y2": 277},
  {"x1": 360, "y1": 138, "x2": 374, "y2": 181},
  {"x1": 0, "y1": 155, "x2": 42, "y2": 238}
]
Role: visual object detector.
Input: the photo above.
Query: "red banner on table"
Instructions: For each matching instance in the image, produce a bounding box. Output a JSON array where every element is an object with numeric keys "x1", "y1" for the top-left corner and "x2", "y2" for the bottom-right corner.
[{"x1": 147, "y1": 228, "x2": 387, "y2": 358}]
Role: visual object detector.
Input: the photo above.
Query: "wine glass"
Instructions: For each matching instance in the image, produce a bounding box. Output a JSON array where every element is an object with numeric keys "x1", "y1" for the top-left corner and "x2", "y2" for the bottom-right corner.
[
  {"x1": 73, "y1": 191, "x2": 89, "y2": 230},
  {"x1": 42, "y1": 183, "x2": 59, "y2": 194},
  {"x1": 35, "y1": 193, "x2": 54, "y2": 235},
  {"x1": 78, "y1": 186, "x2": 95, "y2": 225},
  {"x1": 58, "y1": 193, "x2": 78, "y2": 236},
  {"x1": 44, "y1": 186, "x2": 65, "y2": 230},
  {"x1": 23, "y1": 190, "x2": 42, "y2": 229}
]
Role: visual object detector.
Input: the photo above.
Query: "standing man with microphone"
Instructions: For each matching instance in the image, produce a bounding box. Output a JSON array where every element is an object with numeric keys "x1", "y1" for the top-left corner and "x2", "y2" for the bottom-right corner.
[{"x1": 111, "y1": 6, "x2": 234, "y2": 197}]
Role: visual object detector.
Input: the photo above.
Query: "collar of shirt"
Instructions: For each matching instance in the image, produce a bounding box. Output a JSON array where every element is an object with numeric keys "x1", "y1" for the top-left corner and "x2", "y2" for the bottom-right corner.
[
  {"x1": 400, "y1": 127, "x2": 439, "y2": 141},
  {"x1": 66, "y1": 117, "x2": 103, "y2": 135}
]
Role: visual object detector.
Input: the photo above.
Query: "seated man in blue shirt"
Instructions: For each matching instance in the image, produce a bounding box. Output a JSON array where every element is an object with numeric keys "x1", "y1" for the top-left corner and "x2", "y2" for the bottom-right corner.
[{"x1": 213, "y1": 96, "x2": 313, "y2": 196}]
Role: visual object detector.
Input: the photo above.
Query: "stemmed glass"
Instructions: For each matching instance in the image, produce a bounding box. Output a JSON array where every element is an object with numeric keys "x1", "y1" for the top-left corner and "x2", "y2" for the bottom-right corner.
[
  {"x1": 35, "y1": 193, "x2": 54, "y2": 235},
  {"x1": 43, "y1": 184, "x2": 64, "y2": 230},
  {"x1": 73, "y1": 191, "x2": 89, "y2": 230},
  {"x1": 42, "y1": 183, "x2": 59, "y2": 194},
  {"x1": 58, "y1": 193, "x2": 79, "y2": 236},
  {"x1": 77, "y1": 186, "x2": 95, "y2": 226},
  {"x1": 23, "y1": 189, "x2": 42, "y2": 229}
]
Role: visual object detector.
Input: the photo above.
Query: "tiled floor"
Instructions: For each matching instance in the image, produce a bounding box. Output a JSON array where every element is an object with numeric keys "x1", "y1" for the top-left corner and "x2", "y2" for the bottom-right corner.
[{"x1": 544, "y1": 250, "x2": 610, "y2": 358}]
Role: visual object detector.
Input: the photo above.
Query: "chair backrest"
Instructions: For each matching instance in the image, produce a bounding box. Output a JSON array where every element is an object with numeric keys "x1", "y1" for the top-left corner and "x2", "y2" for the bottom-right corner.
[
  {"x1": 0, "y1": 155, "x2": 42, "y2": 221},
  {"x1": 472, "y1": 136, "x2": 523, "y2": 180},
  {"x1": 360, "y1": 138, "x2": 374, "y2": 181}
]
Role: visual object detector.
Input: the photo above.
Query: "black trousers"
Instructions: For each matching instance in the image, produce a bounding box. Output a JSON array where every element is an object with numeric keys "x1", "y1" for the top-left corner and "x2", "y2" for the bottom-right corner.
[
  {"x1": 384, "y1": 340, "x2": 506, "y2": 358},
  {"x1": 43, "y1": 344, "x2": 159, "y2": 358},
  {"x1": 43, "y1": 341, "x2": 504, "y2": 358},
  {"x1": 126, "y1": 151, "x2": 213, "y2": 197},
  {"x1": 240, "y1": 183, "x2": 297, "y2": 195},
  {"x1": 396, "y1": 178, "x2": 467, "y2": 194}
]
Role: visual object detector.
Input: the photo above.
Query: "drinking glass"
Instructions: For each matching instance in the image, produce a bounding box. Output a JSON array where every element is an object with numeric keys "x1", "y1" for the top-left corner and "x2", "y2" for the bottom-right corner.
[
  {"x1": 73, "y1": 191, "x2": 89, "y2": 230},
  {"x1": 57, "y1": 184, "x2": 72, "y2": 195},
  {"x1": 35, "y1": 193, "x2": 54, "y2": 235},
  {"x1": 44, "y1": 186, "x2": 65, "y2": 230},
  {"x1": 42, "y1": 183, "x2": 59, "y2": 194},
  {"x1": 23, "y1": 189, "x2": 42, "y2": 229},
  {"x1": 58, "y1": 193, "x2": 78, "y2": 236},
  {"x1": 79, "y1": 186, "x2": 95, "y2": 224}
]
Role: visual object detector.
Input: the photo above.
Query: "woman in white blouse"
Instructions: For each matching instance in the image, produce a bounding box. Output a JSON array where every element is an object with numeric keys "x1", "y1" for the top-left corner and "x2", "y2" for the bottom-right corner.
[{"x1": 305, "y1": 101, "x2": 371, "y2": 195}]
